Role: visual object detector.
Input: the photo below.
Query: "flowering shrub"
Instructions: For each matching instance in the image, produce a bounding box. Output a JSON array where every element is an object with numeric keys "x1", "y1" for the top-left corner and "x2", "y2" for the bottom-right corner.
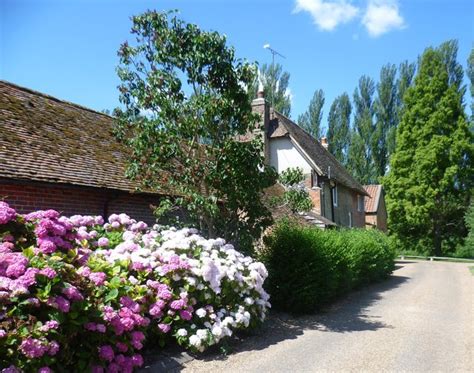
[{"x1": 0, "y1": 203, "x2": 269, "y2": 372}]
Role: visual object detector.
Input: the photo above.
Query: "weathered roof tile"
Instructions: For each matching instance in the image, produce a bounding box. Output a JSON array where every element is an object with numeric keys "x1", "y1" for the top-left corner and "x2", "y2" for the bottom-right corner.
[{"x1": 0, "y1": 80, "x2": 143, "y2": 193}]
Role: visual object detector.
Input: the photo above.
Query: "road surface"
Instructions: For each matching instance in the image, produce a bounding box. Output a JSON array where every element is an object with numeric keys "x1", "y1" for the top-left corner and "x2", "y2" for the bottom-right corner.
[{"x1": 183, "y1": 260, "x2": 474, "y2": 372}]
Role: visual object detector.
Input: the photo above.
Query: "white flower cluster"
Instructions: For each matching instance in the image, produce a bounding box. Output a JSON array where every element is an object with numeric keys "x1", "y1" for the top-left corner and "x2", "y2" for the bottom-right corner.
[{"x1": 92, "y1": 221, "x2": 271, "y2": 351}]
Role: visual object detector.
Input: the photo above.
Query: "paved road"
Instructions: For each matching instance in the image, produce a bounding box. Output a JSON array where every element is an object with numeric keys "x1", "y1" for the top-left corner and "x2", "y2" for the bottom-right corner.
[{"x1": 183, "y1": 261, "x2": 474, "y2": 372}]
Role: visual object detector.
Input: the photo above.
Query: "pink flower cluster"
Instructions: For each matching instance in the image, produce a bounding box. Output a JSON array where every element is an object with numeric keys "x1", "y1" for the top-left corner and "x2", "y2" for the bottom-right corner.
[
  {"x1": 0, "y1": 248, "x2": 39, "y2": 296},
  {"x1": 19, "y1": 337, "x2": 59, "y2": 359},
  {"x1": 25, "y1": 210, "x2": 75, "y2": 254},
  {"x1": 0, "y1": 201, "x2": 16, "y2": 225},
  {"x1": 160, "y1": 254, "x2": 191, "y2": 275},
  {"x1": 103, "y1": 296, "x2": 150, "y2": 338}
]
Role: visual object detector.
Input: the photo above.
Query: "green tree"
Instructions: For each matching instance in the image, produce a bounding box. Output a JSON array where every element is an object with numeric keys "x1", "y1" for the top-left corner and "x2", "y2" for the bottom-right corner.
[
  {"x1": 326, "y1": 93, "x2": 351, "y2": 165},
  {"x1": 114, "y1": 10, "x2": 277, "y2": 251},
  {"x1": 467, "y1": 47, "x2": 474, "y2": 125},
  {"x1": 251, "y1": 63, "x2": 291, "y2": 116},
  {"x1": 384, "y1": 42, "x2": 473, "y2": 256},
  {"x1": 373, "y1": 64, "x2": 397, "y2": 177},
  {"x1": 347, "y1": 76, "x2": 377, "y2": 184},
  {"x1": 458, "y1": 200, "x2": 474, "y2": 258},
  {"x1": 298, "y1": 89, "x2": 325, "y2": 139},
  {"x1": 388, "y1": 60, "x2": 416, "y2": 156}
]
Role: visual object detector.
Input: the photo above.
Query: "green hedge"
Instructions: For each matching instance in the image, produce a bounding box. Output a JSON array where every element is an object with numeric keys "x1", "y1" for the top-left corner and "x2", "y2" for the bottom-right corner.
[{"x1": 261, "y1": 221, "x2": 396, "y2": 313}]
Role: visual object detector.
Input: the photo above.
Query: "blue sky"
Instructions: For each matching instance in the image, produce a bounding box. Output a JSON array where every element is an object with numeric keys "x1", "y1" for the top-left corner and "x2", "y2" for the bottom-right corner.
[{"x1": 1, "y1": 0, "x2": 473, "y2": 127}]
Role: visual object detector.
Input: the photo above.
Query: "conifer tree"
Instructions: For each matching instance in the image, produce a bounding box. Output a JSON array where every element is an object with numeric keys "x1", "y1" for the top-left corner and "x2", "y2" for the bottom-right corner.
[{"x1": 384, "y1": 41, "x2": 473, "y2": 255}]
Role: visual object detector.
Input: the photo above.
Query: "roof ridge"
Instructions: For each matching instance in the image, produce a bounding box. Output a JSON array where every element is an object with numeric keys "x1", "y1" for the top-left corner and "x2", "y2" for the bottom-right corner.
[
  {"x1": 0, "y1": 80, "x2": 114, "y2": 119},
  {"x1": 273, "y1": 111, "x2": 367, "y2": 195}
]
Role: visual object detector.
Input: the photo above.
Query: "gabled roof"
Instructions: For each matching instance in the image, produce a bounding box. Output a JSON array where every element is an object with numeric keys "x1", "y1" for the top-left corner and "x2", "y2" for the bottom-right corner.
[
  {"x1": 364, "y1": 184, "x2": 383, "y2": 213},
  {"x1": 0, "y1": 80, "x2": 145, "y2": 193},
  {"x1": 268, "y1": 111, "x2": 368, "y2": 196}
]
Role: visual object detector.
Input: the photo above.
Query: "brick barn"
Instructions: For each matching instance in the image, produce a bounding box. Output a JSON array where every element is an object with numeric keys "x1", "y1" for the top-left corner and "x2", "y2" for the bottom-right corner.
[{"x1": 0, "y1": 80, "x2": 162, "y2": 224}]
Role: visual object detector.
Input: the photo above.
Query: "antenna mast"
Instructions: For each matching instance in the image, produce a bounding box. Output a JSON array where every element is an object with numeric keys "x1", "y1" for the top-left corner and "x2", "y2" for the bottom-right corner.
[{"x1": 263, "y1": 44, "x2": 286, "y2": 110}]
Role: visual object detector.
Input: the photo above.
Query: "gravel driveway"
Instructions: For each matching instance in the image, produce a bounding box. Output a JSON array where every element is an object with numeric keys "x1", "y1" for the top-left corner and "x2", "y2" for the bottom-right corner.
[{"x1": 181, "y1": 260, "x2": 473, "y2": 372}]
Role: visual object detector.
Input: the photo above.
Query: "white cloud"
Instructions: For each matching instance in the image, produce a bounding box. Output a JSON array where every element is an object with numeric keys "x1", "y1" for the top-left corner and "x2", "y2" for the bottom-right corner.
[
  {"x1": 294, "y1": 0, "x2": 359, "y2": 31},
  {"x1": 362, "y1": 0, "x2": 405, "y2": 37}
]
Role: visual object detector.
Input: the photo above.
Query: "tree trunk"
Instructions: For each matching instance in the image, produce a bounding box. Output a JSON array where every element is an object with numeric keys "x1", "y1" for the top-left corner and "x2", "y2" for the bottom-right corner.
[{"x1": 433, "y1": 220, "x2": 442, "y2": 256}]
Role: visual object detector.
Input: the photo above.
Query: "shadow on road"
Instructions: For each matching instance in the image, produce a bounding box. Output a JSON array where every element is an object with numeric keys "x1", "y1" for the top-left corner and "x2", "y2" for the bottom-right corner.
[
  {"x1": 192, "y1": 270, "x2": 411, "y2": 364},
  {"x1": 141, "y1": 267, "x2": 411, "y2": 371}
]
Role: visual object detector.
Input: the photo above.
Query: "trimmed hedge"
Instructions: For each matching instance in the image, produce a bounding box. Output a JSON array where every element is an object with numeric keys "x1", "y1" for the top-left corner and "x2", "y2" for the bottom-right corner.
[{"x1": 261, "y1": 220, "x2": 396, "y2": 313}]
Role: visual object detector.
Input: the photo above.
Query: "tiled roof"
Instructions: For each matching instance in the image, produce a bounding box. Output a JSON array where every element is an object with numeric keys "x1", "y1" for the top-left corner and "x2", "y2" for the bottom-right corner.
[
  {"x1": 363, "y1": 184, "x2": 382, "y2": 213},
  {"x1": 0, "y1": 80, "x2": 148, "y2": 193},
  {"x1": 268, "y1": 111, "x2": 368, "y2": 196}
]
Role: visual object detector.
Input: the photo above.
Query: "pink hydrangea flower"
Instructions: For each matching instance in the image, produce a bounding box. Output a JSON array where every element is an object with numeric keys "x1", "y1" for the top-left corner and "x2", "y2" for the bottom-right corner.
[
  {"x1": 116, "y1": 342, "x2": 128, "y2": 353},
  {"x1": 97, "y1": 237, "x2": 109, "y2": 247},
  {"x1": 158, "y1": 323, "x2": 171, "y2": 333},
  {"x1": 39, "y1": 320, "x2": 59, "y2": 332},
  {"x1": 0, "y1": 202, "x2": 16, "y2": 225},
  {"x1": 180, "y1": 310, "x2": 192, "y2": 320},
  {"x1": 48, "y1": 341, "x2": 60, "y2": 356},
  {"x1": 55, "y1": 296, "x2": 70, "y2": 313},
  {"x1": 98, "y1": 345, "x2": 115, "y2": 362},
  {"x1": 19, "y1": 337, "x2": 48, "y2": 358},
  {"x1": 89, "y1": 272, "x2": 106, "y2": 286},
  {"x1": 62, "y1": 285, "x2": 84, "y2": 301},
  {"x1": 39, "y1": 267, "x2": 57, "y2": 279}
]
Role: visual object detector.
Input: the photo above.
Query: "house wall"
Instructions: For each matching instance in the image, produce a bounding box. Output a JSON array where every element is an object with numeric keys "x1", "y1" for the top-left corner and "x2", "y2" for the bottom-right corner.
[
  {"x1": 0, "y1": 179, "x2": 161, "y2": 225},
  {"x1": 365, "y1": 214, "x2": 378, "y2": 229},
  {"x1": 332, "y1": 184, "x2": 365, "y2": 228},
  {"x1": 375, "y1": 194, "x2": 388, "y2": 232},
  {"x1": 268, "y1": 137, "x2": 313, "y2": 174}
]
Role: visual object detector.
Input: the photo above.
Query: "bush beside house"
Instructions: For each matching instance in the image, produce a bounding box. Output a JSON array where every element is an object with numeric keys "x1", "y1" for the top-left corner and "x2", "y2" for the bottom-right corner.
[{"x1": 261, "y1": 220, "x2": 396, "y2": 313}]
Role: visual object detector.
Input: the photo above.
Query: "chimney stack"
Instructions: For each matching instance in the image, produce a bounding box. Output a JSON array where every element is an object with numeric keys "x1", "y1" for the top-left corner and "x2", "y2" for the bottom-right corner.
[
  {"x1": 320, "y1": 137, "x2": 329, "y2": 150},
  {"x1": 257, "y1": 78, "x2": 265, "y2": 99}
]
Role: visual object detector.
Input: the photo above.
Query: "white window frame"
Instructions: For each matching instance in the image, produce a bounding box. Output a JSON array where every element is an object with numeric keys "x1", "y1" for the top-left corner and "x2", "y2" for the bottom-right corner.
[
  {"x1": 311, "y1": 170, "x2": 318, "y2": 189},
  {"x1": 332, "y1": 186, "x2": 338, "y2": 207},
  {"x1": 358, "y1": 195, "x2": 364, "y2": 212},
  {"x1": 348, "y1": 212, "x2": 352, "y2": 228}
]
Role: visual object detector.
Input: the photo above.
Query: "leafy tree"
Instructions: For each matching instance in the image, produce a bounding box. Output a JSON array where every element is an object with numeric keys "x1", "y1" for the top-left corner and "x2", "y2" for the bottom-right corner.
[
  {"x1": 388, "y1": 60, "x2": 416, "y2": 155},
  {"x1": 467, "y1": 47, "x2": 474, "y2": 125},
  {"x1": 383, "y1": 42, "x2": 473, "y2": 256},
  {"x1": 457, "y1": 200, "x2": 474, "y2": 258},
  {"x1": 298, "y1": 89, "x2": 325, "y2": 139},
  {"x1": 114, "y1": 10, "x2": 277, "y2": 251},
  {"x1": 326, "y1": 93, "x2": 351, "y2": 165},
  {"x1": 250, "y1": 63, "x2": 291, "y2": 116},
  {"x1": 273, "y1": 168, "x2": 313, "y2": 213},
  {"x1": 373, "y1": 64, "x2": 397, "y2": 177},
  {"x1": 347, "y1": 76, "x2": 377, "y2": 184}
]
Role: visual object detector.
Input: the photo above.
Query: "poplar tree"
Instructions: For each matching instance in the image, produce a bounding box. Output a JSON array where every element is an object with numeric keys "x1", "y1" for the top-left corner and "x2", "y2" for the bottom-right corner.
[
  {"x1": 388, "y1": 60, "x2": 416, "y2": 156},
  {"x1": 347, "y1": 76, "x2": 377, "y2": 184},
  {"x1": 326, "y1": 93, "x2": 351, "y2": 165},
  {"x1": 251, "y1": 63, "x2": 291, "y2": 116},
  {"x1": 467, "y1": 47, "x2": 474, "y2": 125},
  {"x1": 298, "y1": 89, "x2": 325, "y2": 139},
  {"x1": 373, "y1": 64, "x2": 397, "y2": 176},
  {"x1": 384, "y1": 42, "x2": 473, "y2": 255}
]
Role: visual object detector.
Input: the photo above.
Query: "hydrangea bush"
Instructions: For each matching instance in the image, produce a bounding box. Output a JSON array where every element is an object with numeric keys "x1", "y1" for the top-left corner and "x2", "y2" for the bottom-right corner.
[{"x1": 0, "y1": 202, "x2": 270, "y2": 372}]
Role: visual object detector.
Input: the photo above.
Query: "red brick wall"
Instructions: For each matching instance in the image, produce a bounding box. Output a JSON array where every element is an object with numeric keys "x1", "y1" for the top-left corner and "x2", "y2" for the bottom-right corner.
[{"x1": 0, "y1": 179, "x2": 161, "y2": 225}]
